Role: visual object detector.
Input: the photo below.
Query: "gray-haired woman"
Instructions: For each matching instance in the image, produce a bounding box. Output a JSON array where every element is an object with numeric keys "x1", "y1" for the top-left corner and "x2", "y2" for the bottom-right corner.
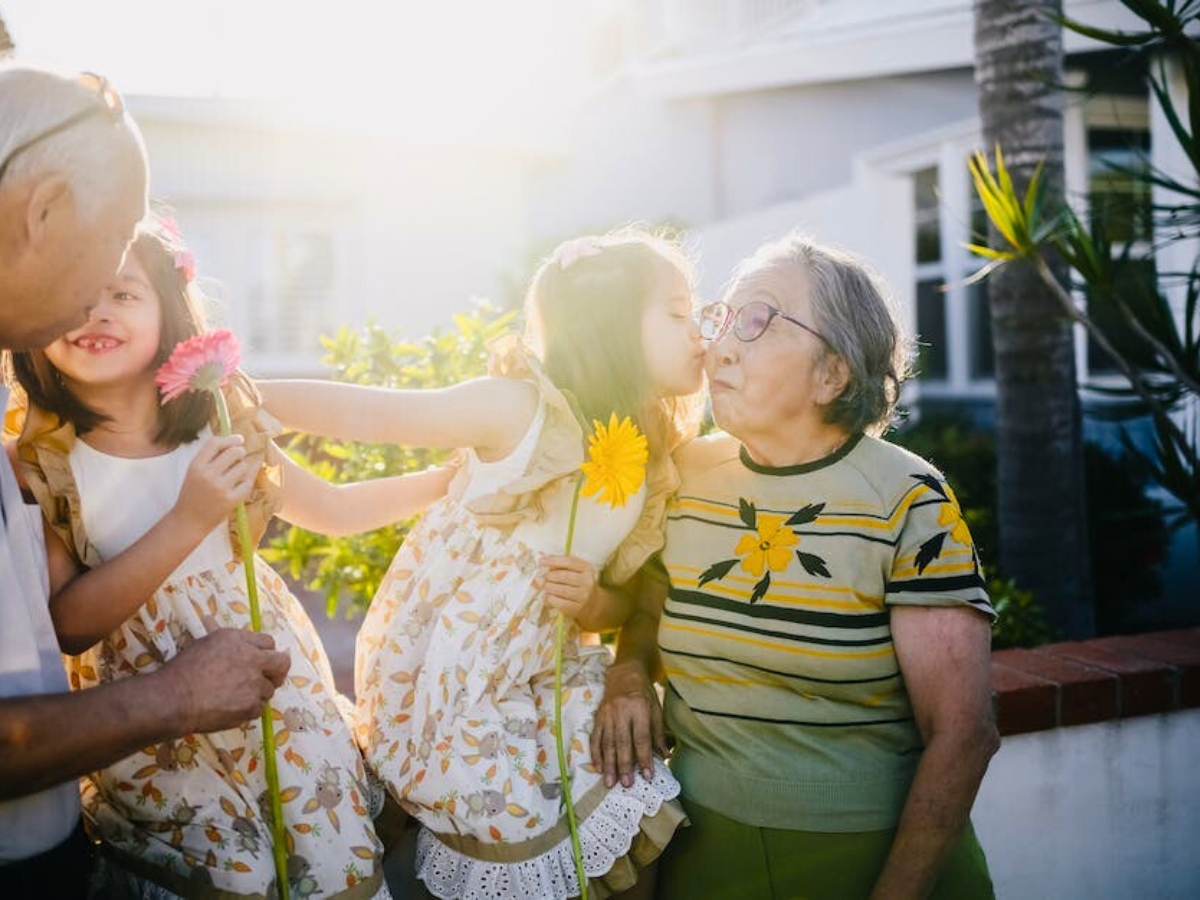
[{"x1": 592, "y1": 233, "x2": 998, "y2": 898}]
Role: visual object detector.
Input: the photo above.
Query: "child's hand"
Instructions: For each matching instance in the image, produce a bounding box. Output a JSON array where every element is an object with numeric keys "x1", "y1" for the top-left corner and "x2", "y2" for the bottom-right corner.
[
  {"x1": 538, "y1": 554, "x2": 599, "y2": 622},
  {"x1": 173, "y1": 435, "x2": 255, "y2": 537}
]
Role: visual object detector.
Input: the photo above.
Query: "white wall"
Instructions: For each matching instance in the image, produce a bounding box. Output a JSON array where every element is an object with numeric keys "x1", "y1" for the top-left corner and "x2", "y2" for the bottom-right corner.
[
  {"x1": 712, "y1": 70, "x2": 977, "y2": 219},
  {"x1": 974, "y1": 710, "x2": 1200, "y2": 899},
  {"x1": 132, "y1": 99, "x2": 539, "y2": 376},
  {"x1": 690, "y1": 171, "x2": 913, "y2": 317},
  {"x1": 527, "y1": 83, "x2": 716, "y2": 242}
]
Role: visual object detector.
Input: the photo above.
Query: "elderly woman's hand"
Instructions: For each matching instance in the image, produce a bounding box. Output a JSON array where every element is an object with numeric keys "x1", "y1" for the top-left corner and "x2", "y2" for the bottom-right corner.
[{"x1": 590, "y1": 659, "x2": 666, "y2": 788}]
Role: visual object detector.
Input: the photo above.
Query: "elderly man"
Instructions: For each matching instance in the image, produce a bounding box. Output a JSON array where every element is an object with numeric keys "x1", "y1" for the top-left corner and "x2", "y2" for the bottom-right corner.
[{"x1": 0, "y1": 64, "x2": 290, "y2": 894}]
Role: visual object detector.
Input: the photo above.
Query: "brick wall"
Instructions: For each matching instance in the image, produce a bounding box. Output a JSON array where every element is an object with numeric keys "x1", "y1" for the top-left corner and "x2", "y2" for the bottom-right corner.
[
  {"x1": 991, "y1": 627, "x2": 1200, "y2": 734},
  {"x1": 977, "y1": 626, "x2": 1200, "y2": 899}
]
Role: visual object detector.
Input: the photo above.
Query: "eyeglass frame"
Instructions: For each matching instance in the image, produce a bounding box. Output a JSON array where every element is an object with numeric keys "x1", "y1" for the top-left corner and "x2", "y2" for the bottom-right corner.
[
  {"x1": 0, "y1": 72, "x2": 126, "y2": 186},
  {"x1": 699, "y1": 299, "x2": 830, "y2": 346}
]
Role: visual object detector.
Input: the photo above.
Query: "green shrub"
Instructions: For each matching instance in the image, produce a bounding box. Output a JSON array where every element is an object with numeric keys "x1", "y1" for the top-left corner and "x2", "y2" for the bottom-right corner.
[
  {"x1": 262, "y1": 303, "x2": 516, "y2": 618},
  {"x1": 988, "y1": 575, "x2": 1053, "y2": 650}
]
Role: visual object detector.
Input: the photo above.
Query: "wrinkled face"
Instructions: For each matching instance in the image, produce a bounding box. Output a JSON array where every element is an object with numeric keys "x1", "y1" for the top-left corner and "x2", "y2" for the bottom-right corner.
[
  {"x1": 44, "y1": 251, "x2": 163, "y2": 393},
  {"x1": 640, "y1": 263, "x2": 705, "y2": 400},
  {"x1": 705, "y1": 268, "x2": 831, "y2": 442},
  {"x1": 23, "y1": 172, "x2": 146, "y2": 349}
]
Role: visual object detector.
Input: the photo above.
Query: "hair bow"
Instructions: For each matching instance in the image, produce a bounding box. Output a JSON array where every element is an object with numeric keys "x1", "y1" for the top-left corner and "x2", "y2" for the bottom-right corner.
[{"x1": 556, "y1": 236, "x2": 603, "y2": 271}]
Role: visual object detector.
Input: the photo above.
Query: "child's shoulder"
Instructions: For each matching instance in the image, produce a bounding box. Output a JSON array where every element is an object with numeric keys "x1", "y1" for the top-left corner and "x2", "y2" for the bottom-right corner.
[{"x1": 674, "y1": 431, "x2": 739, "y2": 477}]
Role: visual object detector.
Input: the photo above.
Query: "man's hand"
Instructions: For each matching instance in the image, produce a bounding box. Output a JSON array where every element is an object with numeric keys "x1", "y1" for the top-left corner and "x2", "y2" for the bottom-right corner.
[
  {"x1": 157, "y1": 628, "x2": 290, "y2": 734},
  {"x1": 590, "y1": 660, "x2": 666, "y2": 788}
]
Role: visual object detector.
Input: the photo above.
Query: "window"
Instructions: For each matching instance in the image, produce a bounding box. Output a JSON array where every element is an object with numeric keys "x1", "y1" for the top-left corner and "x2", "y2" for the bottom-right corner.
[
  {"x1": 916, "y1": 277, "x2": 948, "y2": 380},
  {"x1": 275, "y1": 231, "x2": 336, "y2": 353},
  {"x1": 247, "y1": 228, "x2": 338, "y2": 357},
  {"x1": 1089, "y1": 121, "x2": 1152, "y2": 374},
  {"x1": 912, "y1": 162, "x2": 994, "y2": 390}
]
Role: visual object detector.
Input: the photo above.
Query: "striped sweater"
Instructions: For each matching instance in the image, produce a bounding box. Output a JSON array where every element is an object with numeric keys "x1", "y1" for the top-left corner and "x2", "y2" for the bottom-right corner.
[{"x1": 657, "y1": 431, "x2": 994, "y2": 832}]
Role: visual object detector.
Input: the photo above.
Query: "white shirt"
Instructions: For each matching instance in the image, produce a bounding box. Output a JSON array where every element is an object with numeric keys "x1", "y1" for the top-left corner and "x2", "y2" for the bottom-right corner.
[
  {"x1": 0, "y1": 386, "x2": 79, "y2": 862},
  {"x1": 70, "y1": 426, "x2": 230, "y2": 569}
]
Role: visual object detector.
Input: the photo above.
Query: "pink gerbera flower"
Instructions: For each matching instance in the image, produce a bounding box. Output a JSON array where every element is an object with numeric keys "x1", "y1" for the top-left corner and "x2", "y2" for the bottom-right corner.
[{"x1": 154, "y1": 329, "x2": 240, "y2": 403}]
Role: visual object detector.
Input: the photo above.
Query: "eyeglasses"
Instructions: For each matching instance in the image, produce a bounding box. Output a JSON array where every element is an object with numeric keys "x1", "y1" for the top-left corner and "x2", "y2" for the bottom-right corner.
[
  {"x1": 699, "y1": 299, "x2": 828, "y2": 345},
  {"x1": 0, "y1": 72, "x2": 125, "y2": 186}
]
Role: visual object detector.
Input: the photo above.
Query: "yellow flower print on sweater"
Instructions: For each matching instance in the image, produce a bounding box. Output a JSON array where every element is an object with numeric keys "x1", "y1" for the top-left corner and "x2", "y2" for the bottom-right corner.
[
  {"x1": 936, "y1": 482, "x2": 973, "y2": 547},
  {"x1": 698, "y1": 498, "x2": 829, "y2": 604},
  {"x1": 911, "y1": 474, "x2": 979, "y2": 574},
  {"x1": 734, "y1": 513, "x2": 798, "y2": 576}
]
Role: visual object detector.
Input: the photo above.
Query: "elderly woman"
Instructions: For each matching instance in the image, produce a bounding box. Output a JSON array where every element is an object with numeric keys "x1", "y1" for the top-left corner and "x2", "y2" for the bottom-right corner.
[{"x1": 592, "y1": 234, "x2": 998, "y2": 899}]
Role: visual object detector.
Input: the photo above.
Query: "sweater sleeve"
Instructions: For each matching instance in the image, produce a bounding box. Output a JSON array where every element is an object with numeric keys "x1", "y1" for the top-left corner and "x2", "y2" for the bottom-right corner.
[{"x1": 884, "y1": 472, "x2": 995, "y2": 620}]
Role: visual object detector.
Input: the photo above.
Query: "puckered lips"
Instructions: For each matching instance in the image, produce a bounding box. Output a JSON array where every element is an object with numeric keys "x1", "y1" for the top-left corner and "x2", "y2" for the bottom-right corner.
[{"x1": 708, "y1": 375, "x2": 736, "y2": 395}]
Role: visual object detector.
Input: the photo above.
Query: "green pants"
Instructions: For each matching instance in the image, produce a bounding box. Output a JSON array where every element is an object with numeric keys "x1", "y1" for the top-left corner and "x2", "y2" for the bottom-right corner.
[{"x1": 658, "y1": 798, "x2": 994, "y2": 900}]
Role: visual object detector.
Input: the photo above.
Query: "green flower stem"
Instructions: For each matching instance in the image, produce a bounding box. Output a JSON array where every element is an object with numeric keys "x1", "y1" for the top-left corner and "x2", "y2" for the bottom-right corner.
[
  {"x1": 212, "y1": 388, "x2": 289, "y2": 900},
  {"x1": 555, "y1": 473, "x2": 588, "y2": 899}
]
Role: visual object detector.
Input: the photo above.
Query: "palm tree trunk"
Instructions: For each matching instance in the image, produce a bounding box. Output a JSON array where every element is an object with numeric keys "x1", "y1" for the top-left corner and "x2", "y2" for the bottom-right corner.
[{"x1": 974, "y1": 0, "x2": 1094, "y2": 637}]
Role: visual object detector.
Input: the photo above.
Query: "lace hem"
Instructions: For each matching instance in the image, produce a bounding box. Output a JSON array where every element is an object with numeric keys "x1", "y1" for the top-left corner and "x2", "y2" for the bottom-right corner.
[{"x1": 415, "y1": 759, "x2": 681, "y2": 900}]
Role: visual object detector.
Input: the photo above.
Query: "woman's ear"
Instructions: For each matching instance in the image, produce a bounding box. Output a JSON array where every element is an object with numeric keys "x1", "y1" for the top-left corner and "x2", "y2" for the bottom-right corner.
[{"x1": 815, "y1": 353, "x2": 850, "y2": 406}]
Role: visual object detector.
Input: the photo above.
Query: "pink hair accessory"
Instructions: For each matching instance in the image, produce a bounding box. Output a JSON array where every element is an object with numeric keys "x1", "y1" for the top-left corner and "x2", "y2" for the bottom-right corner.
[
  {"x1": 156, "y1": 215, "x2": 195, "y2": 281},
  {"x1": 556, "y1": 236, "x2": 603, "y2": 271},
  {"x1": 172, "y1": 248, "x2": 197, "y2": 282}
]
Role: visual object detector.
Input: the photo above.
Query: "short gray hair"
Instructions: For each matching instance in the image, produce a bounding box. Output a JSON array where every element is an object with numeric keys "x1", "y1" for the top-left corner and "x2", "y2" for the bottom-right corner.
[
  {"x1": 0, "y1": 64, "x2": 146, "y2": 221},
  {"x1": 726, "y1": 233, "x2": 913, "y2": 435}
]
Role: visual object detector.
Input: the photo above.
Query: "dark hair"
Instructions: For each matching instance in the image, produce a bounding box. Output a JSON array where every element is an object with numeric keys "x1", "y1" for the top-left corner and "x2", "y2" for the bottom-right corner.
[
  {"x1": 11, "y1": 217, "x2": 213, "y2": 445},
  {"x1": 525, "y1": 229, "x2": 700, "y2": 459}
]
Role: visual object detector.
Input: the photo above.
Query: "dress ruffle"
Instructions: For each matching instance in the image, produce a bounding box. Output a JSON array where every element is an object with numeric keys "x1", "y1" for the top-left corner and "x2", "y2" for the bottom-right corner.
[
  {"x1": 451, "y1": 333, "x2": 680, "y2": 586},
  {"x1": 16, "y1": 373, "x2": 282, "y2": 567},
  {"x1": 414, "y1": 760, "x2": 686, "y2": 900}
]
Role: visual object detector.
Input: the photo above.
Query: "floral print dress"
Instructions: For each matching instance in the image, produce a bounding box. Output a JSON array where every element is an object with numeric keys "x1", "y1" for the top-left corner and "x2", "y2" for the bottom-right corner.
[
  {"x1": 354, "y1": 339, "x2": 686, "y2": 900},
  {"x1": 17, "y1": 398, "x2": 388, "y2": 900}
]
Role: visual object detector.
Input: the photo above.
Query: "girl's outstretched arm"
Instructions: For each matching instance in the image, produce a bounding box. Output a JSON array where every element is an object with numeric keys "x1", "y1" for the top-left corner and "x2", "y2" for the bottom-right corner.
[
  {"x1": 272, "y1": 443, "x2": 456, "y2": 537},
  {"x1": 48, "y1": 434, "x2": 254, "y2": 655},
  {"x1": 258, "y1": 377, "x2": 538, "y2": 460}
]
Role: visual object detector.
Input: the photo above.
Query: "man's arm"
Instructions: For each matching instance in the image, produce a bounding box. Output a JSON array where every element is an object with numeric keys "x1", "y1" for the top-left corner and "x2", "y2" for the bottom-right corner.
[{"x1": 0, "y1": 628, "x2": 289, "y2": 800}]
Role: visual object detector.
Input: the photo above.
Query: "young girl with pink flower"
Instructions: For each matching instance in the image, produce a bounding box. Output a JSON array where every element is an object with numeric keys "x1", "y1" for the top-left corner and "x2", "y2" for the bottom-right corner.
[{"x1": 6, "y1": 217, "x2": 452, "y2": 899}]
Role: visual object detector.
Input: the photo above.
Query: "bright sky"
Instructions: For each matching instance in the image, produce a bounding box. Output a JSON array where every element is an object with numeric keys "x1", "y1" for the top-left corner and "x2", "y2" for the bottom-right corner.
[{"x1": 2, "y1": 0, "x2": 596, "y2": 136}]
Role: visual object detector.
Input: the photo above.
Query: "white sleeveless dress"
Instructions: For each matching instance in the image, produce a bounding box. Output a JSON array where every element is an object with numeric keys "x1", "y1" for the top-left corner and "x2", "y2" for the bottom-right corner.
[
  {"x1": 65, "y1": 430, "x2": 389, "y2": 900},
  {"x1": 356, "y1": 397, "x2": 684, "y2": 900}
]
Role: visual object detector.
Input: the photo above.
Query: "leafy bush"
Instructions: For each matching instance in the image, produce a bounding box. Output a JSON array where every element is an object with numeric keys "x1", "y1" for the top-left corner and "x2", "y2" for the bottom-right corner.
[
  {"x1": 262, "y1": 303, "x2": 516, "y2": 618},
  {"x1": 988, "y1": 576, "x2": 1052, "y2": 650}
]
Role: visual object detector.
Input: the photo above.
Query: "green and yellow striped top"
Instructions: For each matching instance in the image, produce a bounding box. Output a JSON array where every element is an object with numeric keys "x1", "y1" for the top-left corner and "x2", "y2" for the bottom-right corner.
[{"x1": 657, "y1": 431, "x2": 994, "y2": 832}]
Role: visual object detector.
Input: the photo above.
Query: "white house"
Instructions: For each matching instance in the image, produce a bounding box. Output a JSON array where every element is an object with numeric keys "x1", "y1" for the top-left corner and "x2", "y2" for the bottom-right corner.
[
  {"x1": 529, "y1": 0, "x2": 1190, "y2": 421},
  {"x1": 127, "y1": 95, "x2": 561, "y2": 376}
]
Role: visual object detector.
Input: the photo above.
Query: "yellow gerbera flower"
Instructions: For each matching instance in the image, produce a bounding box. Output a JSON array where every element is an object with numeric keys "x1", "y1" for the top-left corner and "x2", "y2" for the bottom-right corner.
[
  {"x1": 735, "y1": 513, "x2": 799, "y2": 577},
  {"x1": 936, "y1": 483, "x2": 973, "y2": 546},
  {"x1": 580, "y1": 414, "x2": 649, "y2": 508}
]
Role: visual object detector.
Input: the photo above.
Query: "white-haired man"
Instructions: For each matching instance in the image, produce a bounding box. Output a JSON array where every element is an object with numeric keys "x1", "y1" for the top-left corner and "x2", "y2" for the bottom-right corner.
[{"x1": 0, "y1": 65, "x2": 290, "y2": 894}]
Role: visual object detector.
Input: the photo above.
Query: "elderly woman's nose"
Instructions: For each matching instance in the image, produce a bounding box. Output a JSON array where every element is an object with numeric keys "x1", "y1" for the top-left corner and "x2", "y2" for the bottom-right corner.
[{"x1": 707, "y1": 331, "x2": 737, "y2": 364}]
